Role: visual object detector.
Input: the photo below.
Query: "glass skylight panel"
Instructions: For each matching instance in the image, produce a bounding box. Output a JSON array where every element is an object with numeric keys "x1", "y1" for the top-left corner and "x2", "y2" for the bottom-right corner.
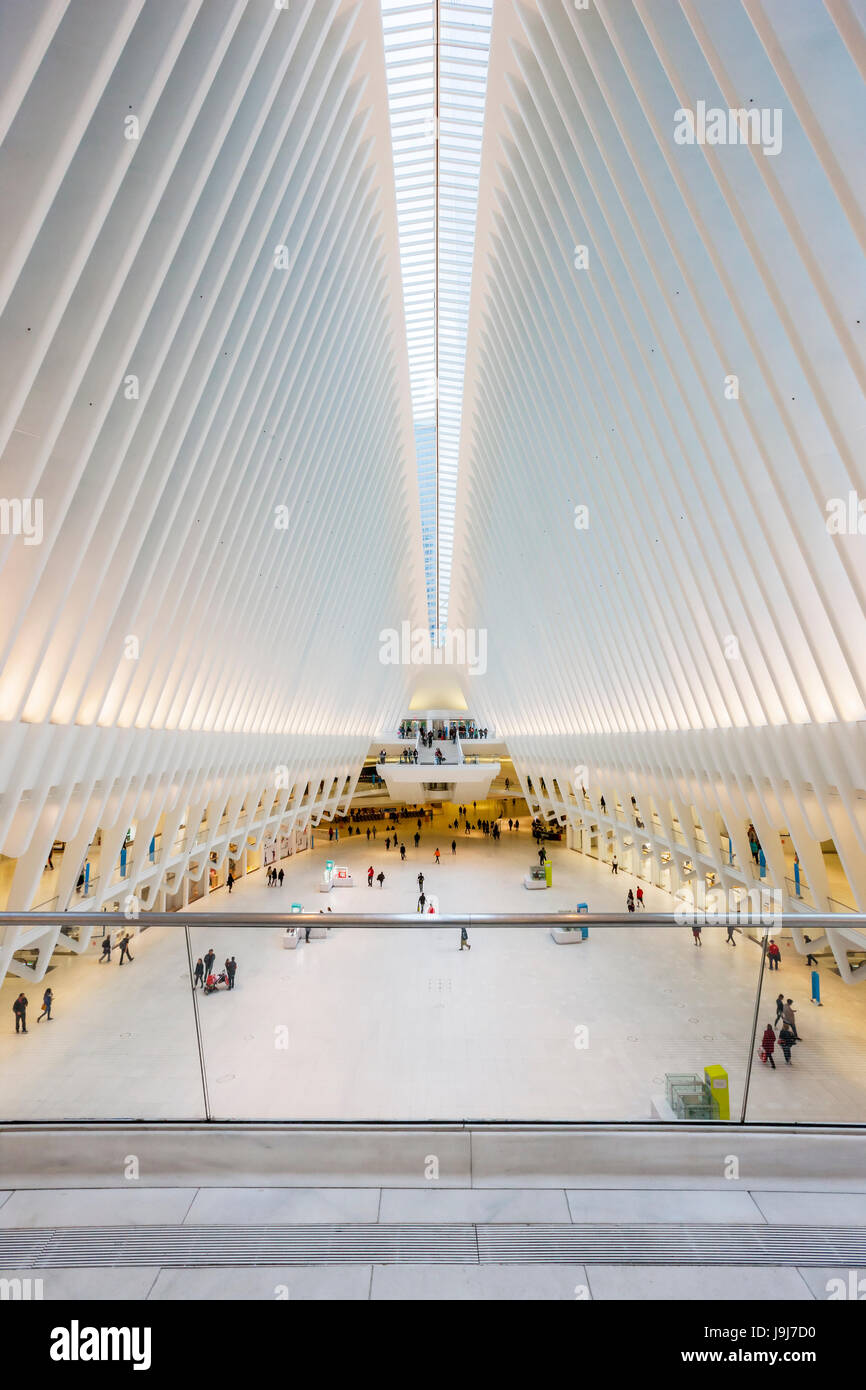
[{"x1": 382, "y1": 0, "x2": 492, "y2": 637}]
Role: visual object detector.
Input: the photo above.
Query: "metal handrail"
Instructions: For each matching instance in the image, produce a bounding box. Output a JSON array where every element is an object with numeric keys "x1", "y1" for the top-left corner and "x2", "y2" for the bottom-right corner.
[{"x1": 1, "y1": 911, "x2": 863, "y2": 928}]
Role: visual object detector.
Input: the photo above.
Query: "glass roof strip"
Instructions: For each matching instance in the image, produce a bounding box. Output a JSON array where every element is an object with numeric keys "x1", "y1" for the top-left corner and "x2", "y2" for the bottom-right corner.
[{"x1": 383, "y1": 0, "x2": 491, "y2": 637}]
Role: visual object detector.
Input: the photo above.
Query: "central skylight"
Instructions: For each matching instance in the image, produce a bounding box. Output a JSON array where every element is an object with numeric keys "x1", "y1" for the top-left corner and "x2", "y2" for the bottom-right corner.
[{"x1": 382, "y1": 0, "x2": 492, "y2": 638}]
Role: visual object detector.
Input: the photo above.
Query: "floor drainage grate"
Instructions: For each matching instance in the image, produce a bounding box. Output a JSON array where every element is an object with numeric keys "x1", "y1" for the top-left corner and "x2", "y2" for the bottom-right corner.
[{"x1": 0, "y1": 1223, "x2": 864, "y2": 1269}]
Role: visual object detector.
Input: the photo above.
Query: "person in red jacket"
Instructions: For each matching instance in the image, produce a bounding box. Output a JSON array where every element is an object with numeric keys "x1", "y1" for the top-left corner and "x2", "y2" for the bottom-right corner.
[
  {"x1": 761, "y1": 1023, "x2": 777, "y2": 1069},
  {"x1": 767, "y1": 939, "x2": 781, "y2": 971}
]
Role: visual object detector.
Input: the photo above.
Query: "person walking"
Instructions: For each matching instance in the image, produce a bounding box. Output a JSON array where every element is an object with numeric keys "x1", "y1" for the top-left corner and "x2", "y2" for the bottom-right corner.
[
  {"x1": 691, "y1": 924, "x2": 702, "y2": 947},
  {"x1": 778, "y1": 1022, "x2": 795, "y2": 1064},
  {"x1": 117, "y1": 932, "x2": 134, "y2": 965},
  {"x1": 767, "y1": 939, "x2": 781, "y2": 971},
  {"x1": 782, "y1": 998, "x2": 800, "y2": 1040},
  {"x1": 417, "y1": 892, "x2": 426, "y2": 913},
  {"x1": 434, "y1": 848, "x2": 440, "y2": 864},
  {"x1": 417, "y1": 872, "x2": 425, "y2": 893},
  {"x1": 278, "y1": 868, "x2": 284, "y2": 887},
  {"x1": 774, "y1": 992, "x2": 785, "y2": 1025},
  {"x1": 761, "y1": 1023, "x2": 777, "y2": 1068},
  {"x1": 204, "y1": 948, "x2": 216, "y2": 979},
  {"x1": 377, "y1": 871, "x2": 385, "y2": 888},
  {"x1": 539, "y1": 846, "x2": 547, "y2": 865},
  {"x1": 414, "y1": 832, "x2": 420, "y2": 849},
  {"x1": 99, "y1": 932, "x2": 112, "y2": 963},
  {"x1": 37, "y1": 988, "x2": 54, "y2": 1023},
  {"x1": 636, "y1": 885, "x2": 645, "y2": 909},
  {"x1": 803, "y1": 935, "x2": 818, "y2": 967},
  {"x1": 508, "y1": 819, "x2": 513, "y2": 831},
  {"x1": 226, "y1": 957, "x2": 237, "y2": 990},
  {"x1": 368, "y1": 865, "x2": 374, "y2": 887},
  {"x1": 386, "y1": 836, "x2": 391, "y2": 852},
  {"x1": 460, "y1": 926, "x2": 471, "y2": 951},
  {"x1": 611, "y1": 855, "x2": 618, "y2": 875},
  {"x1": 400, "y1": 843, "x2": 406, "y2": 861},
  {"x1": 227, "y1": 872, "x2": 234, "y2": 894},
  {"x1": 13, "y1": 993, "x2": 28, "y2": 1034},
  {"x1": 626, "y1": 889, "x2": 635, "y2": 913},
  {"x1": 451, "y1": 839, "x2": 456, "y2": 855},
  {"x1": 193, "y1": 958, "x2": 204, "y2": 989}
]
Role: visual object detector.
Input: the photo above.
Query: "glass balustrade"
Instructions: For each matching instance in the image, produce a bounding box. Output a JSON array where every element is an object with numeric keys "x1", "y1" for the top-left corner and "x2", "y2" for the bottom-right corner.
[{"x1": 2, "y1": 913, "x2": 863, "y2": 1125}]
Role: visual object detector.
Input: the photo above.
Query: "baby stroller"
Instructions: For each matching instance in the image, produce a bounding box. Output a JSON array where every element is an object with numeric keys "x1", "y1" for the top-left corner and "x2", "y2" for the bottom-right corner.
[{"x1": 203, "y1": 971, "x2": 228, "y2": 994}]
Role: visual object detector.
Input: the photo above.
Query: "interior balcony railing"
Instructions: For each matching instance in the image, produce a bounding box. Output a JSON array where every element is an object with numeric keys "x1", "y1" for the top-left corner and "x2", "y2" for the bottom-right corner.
[{"x1": 2, "y1": 910, "x2": 865, "y2": 1125}]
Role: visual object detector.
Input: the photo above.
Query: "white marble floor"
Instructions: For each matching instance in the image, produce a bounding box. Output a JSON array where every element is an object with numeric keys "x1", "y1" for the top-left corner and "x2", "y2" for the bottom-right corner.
[
  {"x1": 1, "y1": 813, "x2": 864, "y2": 1122},
  {"x1": 0, "y1": 1261, "x2": 830, "y2": 1302}
]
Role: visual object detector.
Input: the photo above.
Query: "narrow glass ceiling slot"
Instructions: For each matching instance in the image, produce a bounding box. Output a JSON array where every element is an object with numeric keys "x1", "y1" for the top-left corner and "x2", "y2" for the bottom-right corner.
[{"x1": 382, "y1": 0, "x2": 492, "y2": 639}]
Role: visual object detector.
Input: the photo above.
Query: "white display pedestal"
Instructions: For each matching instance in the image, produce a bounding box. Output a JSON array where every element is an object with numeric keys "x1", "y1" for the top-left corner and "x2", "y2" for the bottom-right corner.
[
  {"x1": 320, "y1": 867, "x2": 353, "y2": 891},
  {"x1": 551, "y1": 927, "x2": 587, "y2": 944},
  {"x1": 284, "y1": 925, "x2": 331, "y2": 945}
]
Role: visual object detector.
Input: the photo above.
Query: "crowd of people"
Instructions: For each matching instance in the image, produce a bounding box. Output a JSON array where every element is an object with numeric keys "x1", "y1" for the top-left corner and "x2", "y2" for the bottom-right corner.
[
  {"x1": 11, "y1": 926, "x2": 137, "y2": 1035},
  {"x1": 193, "y1": 948, "x2": 238, "y2": 994},
  {"x1": 396, "y1": 721, "x2": 490, "y2": 740},
  {"x1": 688, "y1": 924, "x2": 814, "y2": 1073},
  {"x1": 761, "y1": 994, "x2": 801, "y2": 1067},
  {"x1": 12, "y1": 988, "x2": 54, "y2": 1033},
  {"x1": 330, "y1": 807, "x2": 434, "y2": 840},
  {"x1": 98, "y1": 929, "x2": 136, "y2": 964}
]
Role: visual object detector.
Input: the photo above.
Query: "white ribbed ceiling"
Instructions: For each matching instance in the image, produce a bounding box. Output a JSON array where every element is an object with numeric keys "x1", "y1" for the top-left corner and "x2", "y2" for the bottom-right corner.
[
  {"x1": 452, "y1": 0, "x2": 866, "y2": 739},
  {"x1": 0, "y1": 0, "x2": 426, "y2": 739}
]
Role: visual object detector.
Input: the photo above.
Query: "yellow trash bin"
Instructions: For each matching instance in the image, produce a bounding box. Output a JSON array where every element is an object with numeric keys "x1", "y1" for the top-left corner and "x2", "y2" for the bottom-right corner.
[{"x1": 704, "y1": 1064, "x2": 729, "y2": 1121}]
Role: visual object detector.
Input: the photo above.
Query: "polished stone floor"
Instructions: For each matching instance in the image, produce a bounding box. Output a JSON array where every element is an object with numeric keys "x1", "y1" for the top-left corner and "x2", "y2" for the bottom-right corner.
[
  {"x1": 0, "y1": 814, "x2": 864, "y2": 1122},
  {"x1": 0, "y1": 1184, "x2": 860, "y2": 1300}
]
